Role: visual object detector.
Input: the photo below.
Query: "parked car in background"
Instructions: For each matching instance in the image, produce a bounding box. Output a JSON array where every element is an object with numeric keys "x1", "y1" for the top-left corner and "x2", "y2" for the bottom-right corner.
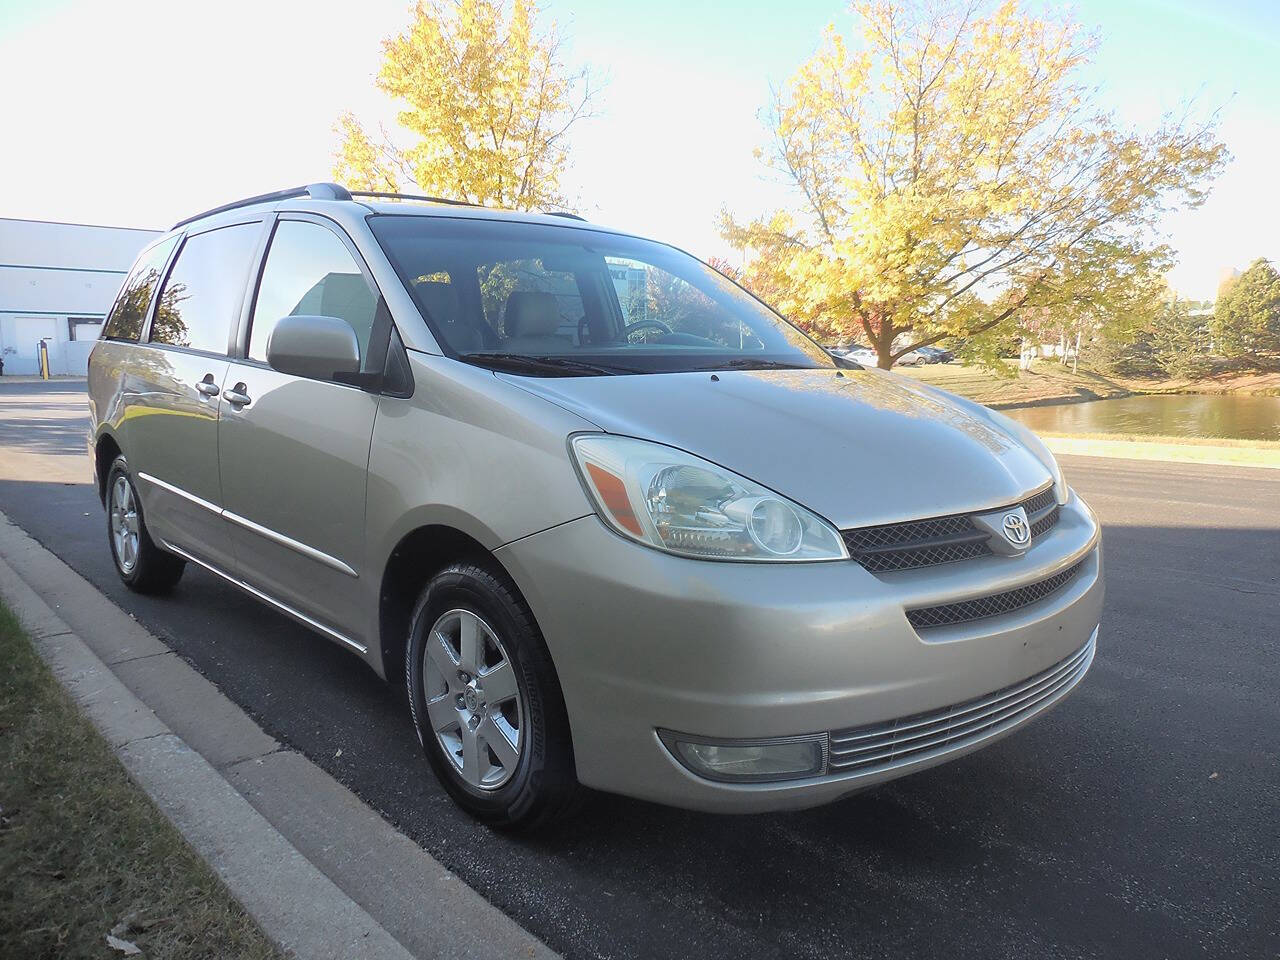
[
  {"x1": 917, "y1": 345, "x2": 955, "y2": 364},
  {"x1": 87, "y1": 183, "x2": 1102, "y2": 830},
  {"x1": 846, "y1": 347, "x2": 879, "y2": 365},
  {"x1": 895, "y1": 349, "x2": 925, "y2": 366}
]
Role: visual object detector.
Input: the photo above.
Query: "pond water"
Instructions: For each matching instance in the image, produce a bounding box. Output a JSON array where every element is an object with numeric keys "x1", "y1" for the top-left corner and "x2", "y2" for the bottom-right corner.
[{"x1": 1003, "y1": 394, "x2": 1280, "y2": 442}]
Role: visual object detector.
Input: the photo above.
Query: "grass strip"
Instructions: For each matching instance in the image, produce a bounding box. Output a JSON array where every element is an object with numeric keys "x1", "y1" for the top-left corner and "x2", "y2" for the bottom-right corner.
[
  {"x1": 1037, "y1": 432, "x2": 1280, "y2": 450},
  {"x1": 902, "y1": 361, "x2": 1280, "y2": 407},
  {"x1": 0, "y1": 601, "x2": 282, "y2": 959},
  {"x1": 1043, "y1": 435, "x2": 1280, "y2": 468}
]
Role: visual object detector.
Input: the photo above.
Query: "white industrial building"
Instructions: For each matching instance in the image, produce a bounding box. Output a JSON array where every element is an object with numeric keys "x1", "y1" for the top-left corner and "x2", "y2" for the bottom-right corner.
[{"x1": 1, "y1": 217, "x2": 161, "y2": 376}]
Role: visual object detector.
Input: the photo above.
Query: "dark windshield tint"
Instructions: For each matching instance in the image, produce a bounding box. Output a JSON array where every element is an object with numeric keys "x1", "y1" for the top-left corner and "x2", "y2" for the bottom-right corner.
[{"x1": 369, "y1": 216, "x2": 831, "y2": 375}]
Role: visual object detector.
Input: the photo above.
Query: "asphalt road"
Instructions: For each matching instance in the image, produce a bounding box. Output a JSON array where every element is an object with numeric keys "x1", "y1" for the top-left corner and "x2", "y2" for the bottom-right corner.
[{"x1": 1, "y1": 378, "x2": 1277, "y2": 959}]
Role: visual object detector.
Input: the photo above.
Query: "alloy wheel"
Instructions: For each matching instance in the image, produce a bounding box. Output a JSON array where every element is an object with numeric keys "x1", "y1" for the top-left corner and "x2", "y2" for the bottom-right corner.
[
  {"x1": 110, "y1": 475, "x2": 140, "y2": 574},
  {"x1": 422, "y1": 608, "x2": 524, "y2": 790}
]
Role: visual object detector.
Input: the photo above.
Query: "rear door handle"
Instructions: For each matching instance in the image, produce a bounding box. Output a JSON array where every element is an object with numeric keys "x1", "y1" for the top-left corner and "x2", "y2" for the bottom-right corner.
[
  {"x1": 223, "y1": 383, "x2": 252, "y2": 407},
  {"x1": 196, "y1": 376, "x2": 220, "y2": 398}
]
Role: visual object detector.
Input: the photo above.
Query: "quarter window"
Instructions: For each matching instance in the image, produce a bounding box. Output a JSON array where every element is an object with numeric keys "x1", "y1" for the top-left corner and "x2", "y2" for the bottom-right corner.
[
  {"x1": 102, "y1": 236, "x2": 178, "y2": 341},
  {"x1": 150, "y1": 223, "x2": 260, "y2": 354},
  {"x1": 249, "y1": 220, "x2": 378, "y2": 366}
]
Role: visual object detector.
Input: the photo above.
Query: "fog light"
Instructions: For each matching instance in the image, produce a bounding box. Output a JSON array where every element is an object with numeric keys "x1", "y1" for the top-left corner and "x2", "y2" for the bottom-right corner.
[{"x1": 661, "y1": 732, "x2": 827, "y2": 782}]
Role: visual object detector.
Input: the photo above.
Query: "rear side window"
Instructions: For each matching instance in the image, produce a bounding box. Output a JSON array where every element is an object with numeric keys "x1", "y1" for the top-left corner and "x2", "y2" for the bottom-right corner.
[
  {"x1": 150, "y1": 223, "x2": 260, "y2": 354},
  {"x1": 102, "y1": 236, "x2": 178, "y2": 341},
  {"x1": 249, "y1": 220, "x2": 379, "y2": 367}
]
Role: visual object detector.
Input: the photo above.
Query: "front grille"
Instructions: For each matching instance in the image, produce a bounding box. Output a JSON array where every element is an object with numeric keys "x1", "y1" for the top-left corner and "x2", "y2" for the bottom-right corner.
[
  {"x1": 1021, "y1": 486, "x2": 1056, "y2": 517},
  {"x1": 859, "y1": 540, "x2": 990, "y2": 570},
  {"x1": 1030, "y1": 505, "x2": 1061, "y2": 538},
  {"x1": 842, "y1": 485, "x2": 1060, "y2": 572},
  {"x1": 827, "y1": 634, "x2": 1095, "y2": 774},
  {"x1": 843, "y1": 514, "x2": 975, "y2": 551},
  {"x1": 906, "y1": 560, "x2": 1085, "y2": 629}
]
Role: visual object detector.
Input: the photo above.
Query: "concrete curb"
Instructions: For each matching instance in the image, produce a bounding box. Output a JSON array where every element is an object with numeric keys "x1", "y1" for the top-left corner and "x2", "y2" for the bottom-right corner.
[
  {"x1": 0, "y1": 375, "x2": 87, "y2": 384},
  {"x1": 0, "y1": 512, "x2": 558, "y2": 960}
]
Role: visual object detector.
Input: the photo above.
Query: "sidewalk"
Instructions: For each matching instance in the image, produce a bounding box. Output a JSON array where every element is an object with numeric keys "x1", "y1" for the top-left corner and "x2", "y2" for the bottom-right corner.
[
  {"x1": 0, "y1": 511, "x2": 557, "y2": 960},
  {"x1": 0, "y1": 375, "x2": 86, "y2": 383}
]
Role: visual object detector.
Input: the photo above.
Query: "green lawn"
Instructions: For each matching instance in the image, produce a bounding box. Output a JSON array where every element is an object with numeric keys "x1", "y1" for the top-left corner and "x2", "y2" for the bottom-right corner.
[{"x1": 0, "y1": 602, "x2": 282, "y2": 960}]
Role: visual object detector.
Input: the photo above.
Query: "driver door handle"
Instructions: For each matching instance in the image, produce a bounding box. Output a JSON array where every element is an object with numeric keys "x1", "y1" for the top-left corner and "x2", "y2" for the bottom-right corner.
[
  {"x1": 223, "y1": 383, "x2": 252, "y2": 407},
  {"x1": 195, "y1": 380, "x2": 220, "y2": 397}
]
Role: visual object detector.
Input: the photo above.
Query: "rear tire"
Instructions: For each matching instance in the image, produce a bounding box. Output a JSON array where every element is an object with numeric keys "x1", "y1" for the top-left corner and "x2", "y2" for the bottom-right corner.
[
  {"x1": 105, "y1": 456, "x2": 186, "y2": 594},
  {"x1": 405, "y1": 562, "x2": 580, "y2": 830}
]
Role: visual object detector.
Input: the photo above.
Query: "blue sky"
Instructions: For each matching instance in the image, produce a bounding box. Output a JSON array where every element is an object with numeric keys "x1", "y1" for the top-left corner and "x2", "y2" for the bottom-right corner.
[{"x1": 1, "y1": 0, "x2": 1276, "y2": 298}]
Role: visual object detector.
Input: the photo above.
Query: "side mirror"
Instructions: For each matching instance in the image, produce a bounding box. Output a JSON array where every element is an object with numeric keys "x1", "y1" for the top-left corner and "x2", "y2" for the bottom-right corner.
[{"x1": 266, "y1": 315, "x2": 361, "y2": 382}]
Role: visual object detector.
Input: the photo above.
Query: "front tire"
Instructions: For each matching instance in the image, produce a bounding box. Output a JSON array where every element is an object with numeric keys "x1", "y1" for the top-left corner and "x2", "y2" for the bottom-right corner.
[
  {"x1": 105, "y1": 456, "x2": 185, "y2": 594},
  {"x1": 405, "y1": 562, "x2": 579, "y2": 830}
]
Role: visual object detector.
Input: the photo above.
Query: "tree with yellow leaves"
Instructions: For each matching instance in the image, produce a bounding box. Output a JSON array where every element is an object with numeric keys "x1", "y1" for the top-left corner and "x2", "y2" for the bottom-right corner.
[
  {"x1": 721, "y1": 0, "x2": 1227, "y2": 368},
  {"x1": 334, "y1": 0, "x2": 596, "y2": 211}
]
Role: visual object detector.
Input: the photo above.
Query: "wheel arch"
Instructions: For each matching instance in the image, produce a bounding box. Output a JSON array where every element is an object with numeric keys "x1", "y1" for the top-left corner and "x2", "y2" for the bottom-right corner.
[
  {"x1": 94, "y1": 430, "x2": 124, "y2": 506},
  {"x1": 378, "y1": 524, "x2": 514, "y2": 684}
]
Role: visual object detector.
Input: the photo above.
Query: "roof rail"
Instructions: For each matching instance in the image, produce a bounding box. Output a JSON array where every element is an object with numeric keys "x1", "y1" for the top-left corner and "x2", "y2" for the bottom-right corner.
[
  {"x1": 347, "y1": 190, "x2": 588, "y2": 222},
  {"x1": 350, "y1": 191, "x2": 589, "y2": 223},
  {"x1": 171, "y1": 183, "x2": 352, "y2": 229},
  {"x1": 348, "y1": 190, "x2": 479, "y2": 208}
]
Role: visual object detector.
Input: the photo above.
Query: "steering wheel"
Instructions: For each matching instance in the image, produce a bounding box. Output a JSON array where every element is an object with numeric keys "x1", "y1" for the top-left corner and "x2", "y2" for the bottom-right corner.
[
  {"x1": 578, "y1": 317, "x2": 675, "y2": 344},
  {"x1": 623, "y1": 319, "x2": 674, "y2": 341}
]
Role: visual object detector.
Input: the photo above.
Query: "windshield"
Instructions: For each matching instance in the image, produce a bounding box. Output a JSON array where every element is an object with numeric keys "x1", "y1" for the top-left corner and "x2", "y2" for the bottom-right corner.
[{"x1": 368, "y1": 215, "x2": 833, "y2": 375}]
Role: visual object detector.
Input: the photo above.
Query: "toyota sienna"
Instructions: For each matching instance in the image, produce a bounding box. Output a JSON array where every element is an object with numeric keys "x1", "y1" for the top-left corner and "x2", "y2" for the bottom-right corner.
[{"x1": 87, "y1": 183, "x2": 1103, "y2": 829}]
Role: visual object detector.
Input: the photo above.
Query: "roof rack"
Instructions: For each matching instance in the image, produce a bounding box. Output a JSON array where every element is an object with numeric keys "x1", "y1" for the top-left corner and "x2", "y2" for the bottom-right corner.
[
  {"x1": 172, "y1": 183, "x2": 351, "y2": 229},
  {"x1": 170, "y1": 184, "x2": 591, "y2": 230},
  {"x1": 349, "y1": 190, "x2": 479, "y2": 208},
  {"x1": 351, "y1": 190, "x2": 588, "y2": 222}
]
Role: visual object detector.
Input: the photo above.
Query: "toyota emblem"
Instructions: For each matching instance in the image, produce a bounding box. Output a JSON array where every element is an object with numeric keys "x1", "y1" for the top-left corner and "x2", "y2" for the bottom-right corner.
[{"x1": 1003, "y1": 512, "x2": 1031, "y2": 547}]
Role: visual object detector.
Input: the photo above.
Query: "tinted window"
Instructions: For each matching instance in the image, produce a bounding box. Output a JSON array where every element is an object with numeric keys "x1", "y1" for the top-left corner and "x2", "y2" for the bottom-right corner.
[
  {"x1": 249, "y1": 220, "x2": 378, "y2": 366},
  {"x1": 102, "y1": 236, "x2": 178, "y2": 341},
  {"x1": 150, "y1": 223, "x2": 260, "y2": 354}
]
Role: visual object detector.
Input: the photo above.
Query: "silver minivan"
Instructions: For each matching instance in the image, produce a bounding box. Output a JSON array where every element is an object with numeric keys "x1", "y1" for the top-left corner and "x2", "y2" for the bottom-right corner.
[{"x1": 88, "y1": 184, "x2": 1102, "y2": 829}]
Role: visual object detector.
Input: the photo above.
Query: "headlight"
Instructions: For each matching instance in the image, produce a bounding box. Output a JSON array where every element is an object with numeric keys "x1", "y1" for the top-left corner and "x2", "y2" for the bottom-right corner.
[
  {"x1": 992, "y1": 413, "x2": 1069, "y2": 506},
  {"x1": 570, "y1": 434, "x2": 848, "y2": 561}
]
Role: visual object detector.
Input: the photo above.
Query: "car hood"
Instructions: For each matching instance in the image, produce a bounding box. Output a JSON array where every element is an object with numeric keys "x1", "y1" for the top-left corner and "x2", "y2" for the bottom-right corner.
[{"x1": 498, "y1": 367, "x2": 1053, "y2": 529}]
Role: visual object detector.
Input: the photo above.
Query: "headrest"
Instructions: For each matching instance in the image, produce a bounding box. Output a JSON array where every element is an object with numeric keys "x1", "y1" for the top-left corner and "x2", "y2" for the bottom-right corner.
[
  {"x1": 504, "y1": 291, "x2": 560, "y2": 337},
  {"x1": 416, "y1": 280, "x2": 460, "y2": 326}
]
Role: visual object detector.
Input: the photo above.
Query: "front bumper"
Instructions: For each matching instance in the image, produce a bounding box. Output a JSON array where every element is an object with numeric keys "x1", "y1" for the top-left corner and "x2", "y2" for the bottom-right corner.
[{"x1": 496, "y1": 491, "x2": 1103, "y2": 813}]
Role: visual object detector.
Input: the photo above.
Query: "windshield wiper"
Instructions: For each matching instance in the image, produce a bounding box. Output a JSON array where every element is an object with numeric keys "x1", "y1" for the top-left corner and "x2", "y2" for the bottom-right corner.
[
  {"x1": 714, "y1": 358, "x2": 818, "y2": 371},
  {"x1": 463, "y1": 353, "x2": 640, "y2": 377}
]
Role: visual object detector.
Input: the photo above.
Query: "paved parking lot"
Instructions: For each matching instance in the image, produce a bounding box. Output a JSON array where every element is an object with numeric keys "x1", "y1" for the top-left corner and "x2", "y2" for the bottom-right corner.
[{"x1": 1, "y1": 378, "x2": 1277, "y2": 959}]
